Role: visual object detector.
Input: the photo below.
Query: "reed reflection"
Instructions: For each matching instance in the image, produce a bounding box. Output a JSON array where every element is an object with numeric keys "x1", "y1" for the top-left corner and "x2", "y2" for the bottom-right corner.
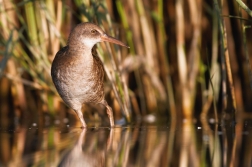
[
  {"x1": 57, "y1": 125, "x2": 173, "y2": 167},
  {"x1": 0, "y1": 117, "x2": 251, "y2": 167}
]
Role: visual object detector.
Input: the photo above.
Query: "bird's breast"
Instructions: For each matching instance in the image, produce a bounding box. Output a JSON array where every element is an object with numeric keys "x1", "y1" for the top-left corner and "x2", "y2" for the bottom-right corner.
[{"x1": 52, "y1": 51, "x2": 105, "y2": 104}]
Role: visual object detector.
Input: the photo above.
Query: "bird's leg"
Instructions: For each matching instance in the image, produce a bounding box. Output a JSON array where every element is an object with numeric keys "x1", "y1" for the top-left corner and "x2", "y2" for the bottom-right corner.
[
  {"x1": 75, "y1": 109, "x2": 87, "y2": 128},
  {"x1": 106, "y1": 105, "x2": 115, "y2": 127},
  {"x1": 100, "y1": 100, "x2": 114, "y2": 127}
]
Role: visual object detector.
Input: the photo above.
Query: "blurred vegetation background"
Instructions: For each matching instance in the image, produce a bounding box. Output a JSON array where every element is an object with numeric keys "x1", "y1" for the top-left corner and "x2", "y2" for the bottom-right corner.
[{"x1": 0, "y1": 0, "x2": 252, "y2": 128}]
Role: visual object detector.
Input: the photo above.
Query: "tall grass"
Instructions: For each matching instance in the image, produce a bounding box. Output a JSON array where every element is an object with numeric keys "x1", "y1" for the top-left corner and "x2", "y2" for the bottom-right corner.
[{"x1": 0, "y1": 0, "x2": 252, "y2": 127}]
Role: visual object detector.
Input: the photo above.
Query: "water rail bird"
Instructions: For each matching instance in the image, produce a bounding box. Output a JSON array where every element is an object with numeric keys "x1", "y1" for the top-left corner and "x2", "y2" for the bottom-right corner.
[{"x1": 51, "y1": 22, "x2": 129, "y2": 128}]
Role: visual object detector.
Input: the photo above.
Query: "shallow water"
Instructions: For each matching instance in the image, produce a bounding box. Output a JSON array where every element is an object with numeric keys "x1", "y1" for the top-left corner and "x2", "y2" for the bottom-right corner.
[{"x1": 0, "y1": 117, "x2": 251, "y2": 167}]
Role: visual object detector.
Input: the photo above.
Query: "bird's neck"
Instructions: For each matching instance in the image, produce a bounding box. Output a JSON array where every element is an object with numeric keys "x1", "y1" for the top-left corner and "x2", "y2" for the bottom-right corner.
[
  {"x1": 67, "y1": 45, "x2": 97, "y2": 66},
  {"x1": 68, "y1": 42, "x2": 91, "y2": 51}
]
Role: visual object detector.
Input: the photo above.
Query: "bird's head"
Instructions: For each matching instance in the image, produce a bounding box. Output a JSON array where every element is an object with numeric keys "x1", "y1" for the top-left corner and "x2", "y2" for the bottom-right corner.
[{"x1": 68, "y1": 22, "x2": 129, "y2": 49}]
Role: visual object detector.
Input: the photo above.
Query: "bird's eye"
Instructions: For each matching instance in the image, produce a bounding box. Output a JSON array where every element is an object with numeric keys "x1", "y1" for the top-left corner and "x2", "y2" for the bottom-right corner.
[{"x1": 91, "y1": 29, "x2": 97, "y2": 34}]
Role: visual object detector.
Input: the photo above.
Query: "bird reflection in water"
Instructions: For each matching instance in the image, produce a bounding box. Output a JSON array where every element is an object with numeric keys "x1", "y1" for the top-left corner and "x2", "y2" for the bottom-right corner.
[{"x1": 58, "y1": 128, "x2": 114, "y2": 167}]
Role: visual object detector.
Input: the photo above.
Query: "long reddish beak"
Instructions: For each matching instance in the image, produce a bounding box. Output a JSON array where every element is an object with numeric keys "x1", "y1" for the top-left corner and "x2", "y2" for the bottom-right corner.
[{"x1": 101, "y1": 34, "x2": 129, "y2": 48}]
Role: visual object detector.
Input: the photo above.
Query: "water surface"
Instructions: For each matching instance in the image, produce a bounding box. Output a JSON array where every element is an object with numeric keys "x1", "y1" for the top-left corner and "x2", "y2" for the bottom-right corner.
[{"x1": 0, "y1": 117, "x2": 251, "y2": 167}]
